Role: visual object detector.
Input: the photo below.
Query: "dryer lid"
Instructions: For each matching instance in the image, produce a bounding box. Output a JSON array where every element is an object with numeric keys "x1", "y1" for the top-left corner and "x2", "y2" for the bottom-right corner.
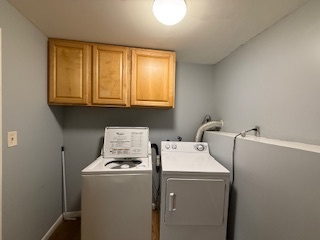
[{"x1": 103, "y1": 127, "x2": 149, "y2": 159}]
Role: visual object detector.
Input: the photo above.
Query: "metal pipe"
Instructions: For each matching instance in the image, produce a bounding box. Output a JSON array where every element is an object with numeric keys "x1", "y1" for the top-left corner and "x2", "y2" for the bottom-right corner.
[
  {"x1": 61, "y1": 146, "x2": 76, "y2": 220},
  {"x1": 195, "y1": 120, "x2": 224, "y2": 142}
]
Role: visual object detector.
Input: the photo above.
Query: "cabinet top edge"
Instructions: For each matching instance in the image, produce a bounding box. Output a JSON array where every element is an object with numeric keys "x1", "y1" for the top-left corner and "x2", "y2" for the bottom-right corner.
[{"x1": 48, "y1": 38, "x2": 176, "y2": 54}]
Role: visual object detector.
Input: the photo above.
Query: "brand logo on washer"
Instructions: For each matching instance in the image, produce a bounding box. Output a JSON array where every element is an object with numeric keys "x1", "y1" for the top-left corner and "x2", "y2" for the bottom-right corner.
[{"x1": 116, "y1": 132, "x2": 124, "y2": 135}]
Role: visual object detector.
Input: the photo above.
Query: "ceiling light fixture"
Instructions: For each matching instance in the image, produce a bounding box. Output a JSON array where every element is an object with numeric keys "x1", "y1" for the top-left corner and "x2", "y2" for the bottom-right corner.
[{"x1": 152, "y1": 0, "x2": 187, "y2": 26}]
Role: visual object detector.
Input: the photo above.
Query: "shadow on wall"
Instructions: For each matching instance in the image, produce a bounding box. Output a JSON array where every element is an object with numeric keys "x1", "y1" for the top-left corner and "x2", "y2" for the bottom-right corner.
[
  {"x1": 49, "y1": 105, "x2": 64, "y2": 129},
  {"x1": 96, "y1": 136, "x2": 104, "y2": 158},
  {"x1": 62, "y1": 106, "x2": 175, "y2": 130}
]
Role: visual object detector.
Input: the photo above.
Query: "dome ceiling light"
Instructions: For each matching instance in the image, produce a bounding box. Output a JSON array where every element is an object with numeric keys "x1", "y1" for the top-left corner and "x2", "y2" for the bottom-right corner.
[{"x1": 152, "y1": 0, "x2": 187, "y2": 26}]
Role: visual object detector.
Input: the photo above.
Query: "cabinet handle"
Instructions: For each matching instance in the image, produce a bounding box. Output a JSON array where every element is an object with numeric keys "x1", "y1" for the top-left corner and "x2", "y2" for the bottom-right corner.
[{"x1": 168, "y1": 193, "x2": 176, "y2": 212}]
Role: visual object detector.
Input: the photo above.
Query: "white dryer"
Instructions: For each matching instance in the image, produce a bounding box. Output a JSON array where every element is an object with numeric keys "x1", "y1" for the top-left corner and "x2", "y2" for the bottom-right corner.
[
  {"x1": 160, "y1": 141, "x2": 230, "y2": 240},
  {"x1": 81, "y1": 127, "x2": 152, "y2": 240}
]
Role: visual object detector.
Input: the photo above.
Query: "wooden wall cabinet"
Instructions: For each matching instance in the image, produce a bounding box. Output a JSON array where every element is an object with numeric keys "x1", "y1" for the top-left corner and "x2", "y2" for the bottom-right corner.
[
  {"x1": 48, "y1": 39, "x2": 91, "y2": 105},
  {"x1": 131, "y1": 48, "x2": 175, "y2": 108},
  {"x1": 48, "y1": 39, "x2": 175, "y2": 108},
  {"x1": 92, "y1": 44, "x2": 130, "y2": 106}
]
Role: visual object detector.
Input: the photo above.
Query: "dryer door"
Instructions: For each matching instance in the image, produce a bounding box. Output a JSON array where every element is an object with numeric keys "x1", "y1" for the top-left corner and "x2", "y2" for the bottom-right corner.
[{"x1": 164, "y1": 178, "x2": 226, "y2": 226}]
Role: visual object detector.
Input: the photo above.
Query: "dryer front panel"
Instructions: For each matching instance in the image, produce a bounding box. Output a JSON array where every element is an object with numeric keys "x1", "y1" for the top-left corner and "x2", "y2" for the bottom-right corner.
[{"x1": 164, "y1": 178, "x2": 226, "y2": 226}]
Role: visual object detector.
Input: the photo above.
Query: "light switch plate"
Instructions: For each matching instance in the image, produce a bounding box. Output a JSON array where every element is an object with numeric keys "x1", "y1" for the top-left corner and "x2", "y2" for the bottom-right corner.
[{"x1": 8, "y1": 131, "x2": 18, "y2": 147}]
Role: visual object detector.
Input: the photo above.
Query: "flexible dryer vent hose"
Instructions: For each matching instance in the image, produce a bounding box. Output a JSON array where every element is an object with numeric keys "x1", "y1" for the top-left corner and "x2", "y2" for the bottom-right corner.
[{"x1": 195, "y1": 120, "x2": 224, "y2": 142}]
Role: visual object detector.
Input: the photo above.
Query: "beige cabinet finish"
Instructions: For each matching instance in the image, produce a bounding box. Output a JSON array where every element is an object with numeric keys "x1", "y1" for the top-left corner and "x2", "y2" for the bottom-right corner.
[
  {"x1": 48, "y1": 39, "x2": 176, "y2": 108},
  {"x1": 49, "y1": 39, "x2": 91, "y2": 105},
  {"x1": 92, "y1": 44, "x2": 130, "y2": 106},
  {"x1": 131, "y1": 49, "x2": 176, "y2": 108}
]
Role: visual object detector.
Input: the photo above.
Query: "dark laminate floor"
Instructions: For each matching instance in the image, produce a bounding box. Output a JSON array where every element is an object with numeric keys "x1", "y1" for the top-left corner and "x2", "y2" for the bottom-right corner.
[{"x1": 49, "y1": 210, "x2": 160, "y2": 240}]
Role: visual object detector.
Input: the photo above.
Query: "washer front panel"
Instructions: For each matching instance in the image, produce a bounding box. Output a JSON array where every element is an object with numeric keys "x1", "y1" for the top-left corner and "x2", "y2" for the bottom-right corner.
[{"x1": 81, "y1": 171, "x2": 152, "y2": 240}]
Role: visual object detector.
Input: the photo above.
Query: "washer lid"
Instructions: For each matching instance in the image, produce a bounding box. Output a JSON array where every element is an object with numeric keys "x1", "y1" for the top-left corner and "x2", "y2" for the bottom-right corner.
[
  {"x1": 103, "y1": 127, "x2": 149, "y2": 159},
  {"x1": 105, "y1": 159, "x2": 142, "y2": 169},
  {"x1": 82, "y1": 156, "x2": 152, "y2": 174},
  {"x1": 161, "y1": 153, "x2": 230, "y2": 174}
]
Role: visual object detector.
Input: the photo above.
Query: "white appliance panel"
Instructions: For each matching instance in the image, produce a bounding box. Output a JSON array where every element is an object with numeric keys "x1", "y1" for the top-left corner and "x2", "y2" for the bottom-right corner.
[
  {"x1": 103, "y1": 127, "x2": 149, "y2": 158},
  {"x1": 82, "y1": 173, "x2": 152, "y2": 240},
  {"x1": 161, "y1": 154, "x2": 229, "y2": 174},
  {"x1": 165, "y1": 178, "x2": 226, "y2": 226},
  {"x1": 161, "y1": 141, "x2": 210, "y2": 153},
  {"x1": 160, "y1": 141, "x2": 230, "y2": 240},
  {"x1": 81, "y1": 127, "x2": 152, "y2": 240}
]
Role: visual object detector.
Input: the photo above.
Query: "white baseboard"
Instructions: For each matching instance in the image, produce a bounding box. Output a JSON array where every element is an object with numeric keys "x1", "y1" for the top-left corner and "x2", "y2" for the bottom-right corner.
[
  {"x1": 41, "y1": 214, "x2": 63, "y2": 240},
  {"x1": 64, "y1": 211, "x2": 81, "y2": 219},
  {"x1": 41, "y1": 211, "x2": 81, "y2": 240}
]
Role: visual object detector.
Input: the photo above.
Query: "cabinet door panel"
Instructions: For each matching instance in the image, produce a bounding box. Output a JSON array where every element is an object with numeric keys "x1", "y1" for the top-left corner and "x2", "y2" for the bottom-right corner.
[
  {"x1": 92, "y1": 45, "x2": 129, "y2": 106},
  {"x1": 49, "y1": 39, "x2": 90, "y2": 104},
  {"x1": 131, "y1": 49, "x2": 175, "y2": 108}
]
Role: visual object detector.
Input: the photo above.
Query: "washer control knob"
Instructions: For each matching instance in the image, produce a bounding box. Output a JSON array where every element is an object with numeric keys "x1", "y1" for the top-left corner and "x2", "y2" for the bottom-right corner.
[
  {"x1": 172, "y1": 144, "x2": 177, "y2": 149},
  {"x1": 165, "y1": 144, "x2": 170, "y2": 149},
  {"x1": 196, "y1": 144, "x2": 205, "y2": 151}
]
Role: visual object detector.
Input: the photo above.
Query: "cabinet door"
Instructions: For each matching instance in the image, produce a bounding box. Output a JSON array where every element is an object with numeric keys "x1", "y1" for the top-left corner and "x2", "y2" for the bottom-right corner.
[
  {"x1": 48, "y1": 39, "x2": 90, "y2": 105},
  {"x1": 92, "y1": 45, "x2": 130, "y2": 106},
  {"x1": 131, "y1": 49, "x2": 175, "y2": 108}
]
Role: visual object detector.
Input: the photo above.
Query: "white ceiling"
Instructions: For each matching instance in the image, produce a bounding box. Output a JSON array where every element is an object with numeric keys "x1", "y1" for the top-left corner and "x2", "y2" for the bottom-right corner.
[{"x1": 8, "y1": 0, "x2": 310, "y2": 64}]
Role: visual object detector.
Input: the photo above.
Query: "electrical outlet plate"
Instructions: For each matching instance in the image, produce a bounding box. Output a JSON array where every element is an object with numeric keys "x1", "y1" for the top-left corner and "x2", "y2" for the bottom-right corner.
[{"x1": 8, "y1": 131, "x2": 18, "y2": 147}]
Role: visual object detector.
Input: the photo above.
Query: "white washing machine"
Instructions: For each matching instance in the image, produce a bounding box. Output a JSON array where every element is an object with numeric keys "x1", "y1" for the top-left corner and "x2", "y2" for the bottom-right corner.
[
  {"x1": 160, "y1": 141, "x2": 230, "y2": 240},
  {"x1": 81, "y1": 127, "x2": 152, "y2": 240}
]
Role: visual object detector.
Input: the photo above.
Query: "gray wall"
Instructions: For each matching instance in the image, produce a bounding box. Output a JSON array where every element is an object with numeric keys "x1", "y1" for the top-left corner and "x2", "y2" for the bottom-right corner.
[
  {"x1": 211, "y1": 0, "x2": 320, "y2": 146},
  {"x1": 206, "y1": 1, "x2": 320, "y2": 239},
  {"x1": 63, "y1": 62, "x2": 216, "y2": 211},
  {"x1": 0, "y1": 0, "x2": 64, "y2": 239},
  {"x1": 2, "y1": 0, "x2": 320, "y2": 239},
  {"x1": 204, "y1": 132, "x2": 320, "y2": 240}
]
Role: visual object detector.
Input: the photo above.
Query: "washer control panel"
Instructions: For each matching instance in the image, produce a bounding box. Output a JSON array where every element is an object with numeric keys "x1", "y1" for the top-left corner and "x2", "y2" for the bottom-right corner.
[
  {"x1": 103, "y1": 127, "x2": 149, "y2": 158},
  {"x1": 161, "y1": 141, "x2": 209, "y2": 153}
]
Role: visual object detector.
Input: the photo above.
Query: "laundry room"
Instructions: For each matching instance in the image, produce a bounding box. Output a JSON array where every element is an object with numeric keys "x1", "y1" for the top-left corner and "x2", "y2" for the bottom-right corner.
[{"x1": 1, "y1": 0, "x2": 320, "y2": 239}]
